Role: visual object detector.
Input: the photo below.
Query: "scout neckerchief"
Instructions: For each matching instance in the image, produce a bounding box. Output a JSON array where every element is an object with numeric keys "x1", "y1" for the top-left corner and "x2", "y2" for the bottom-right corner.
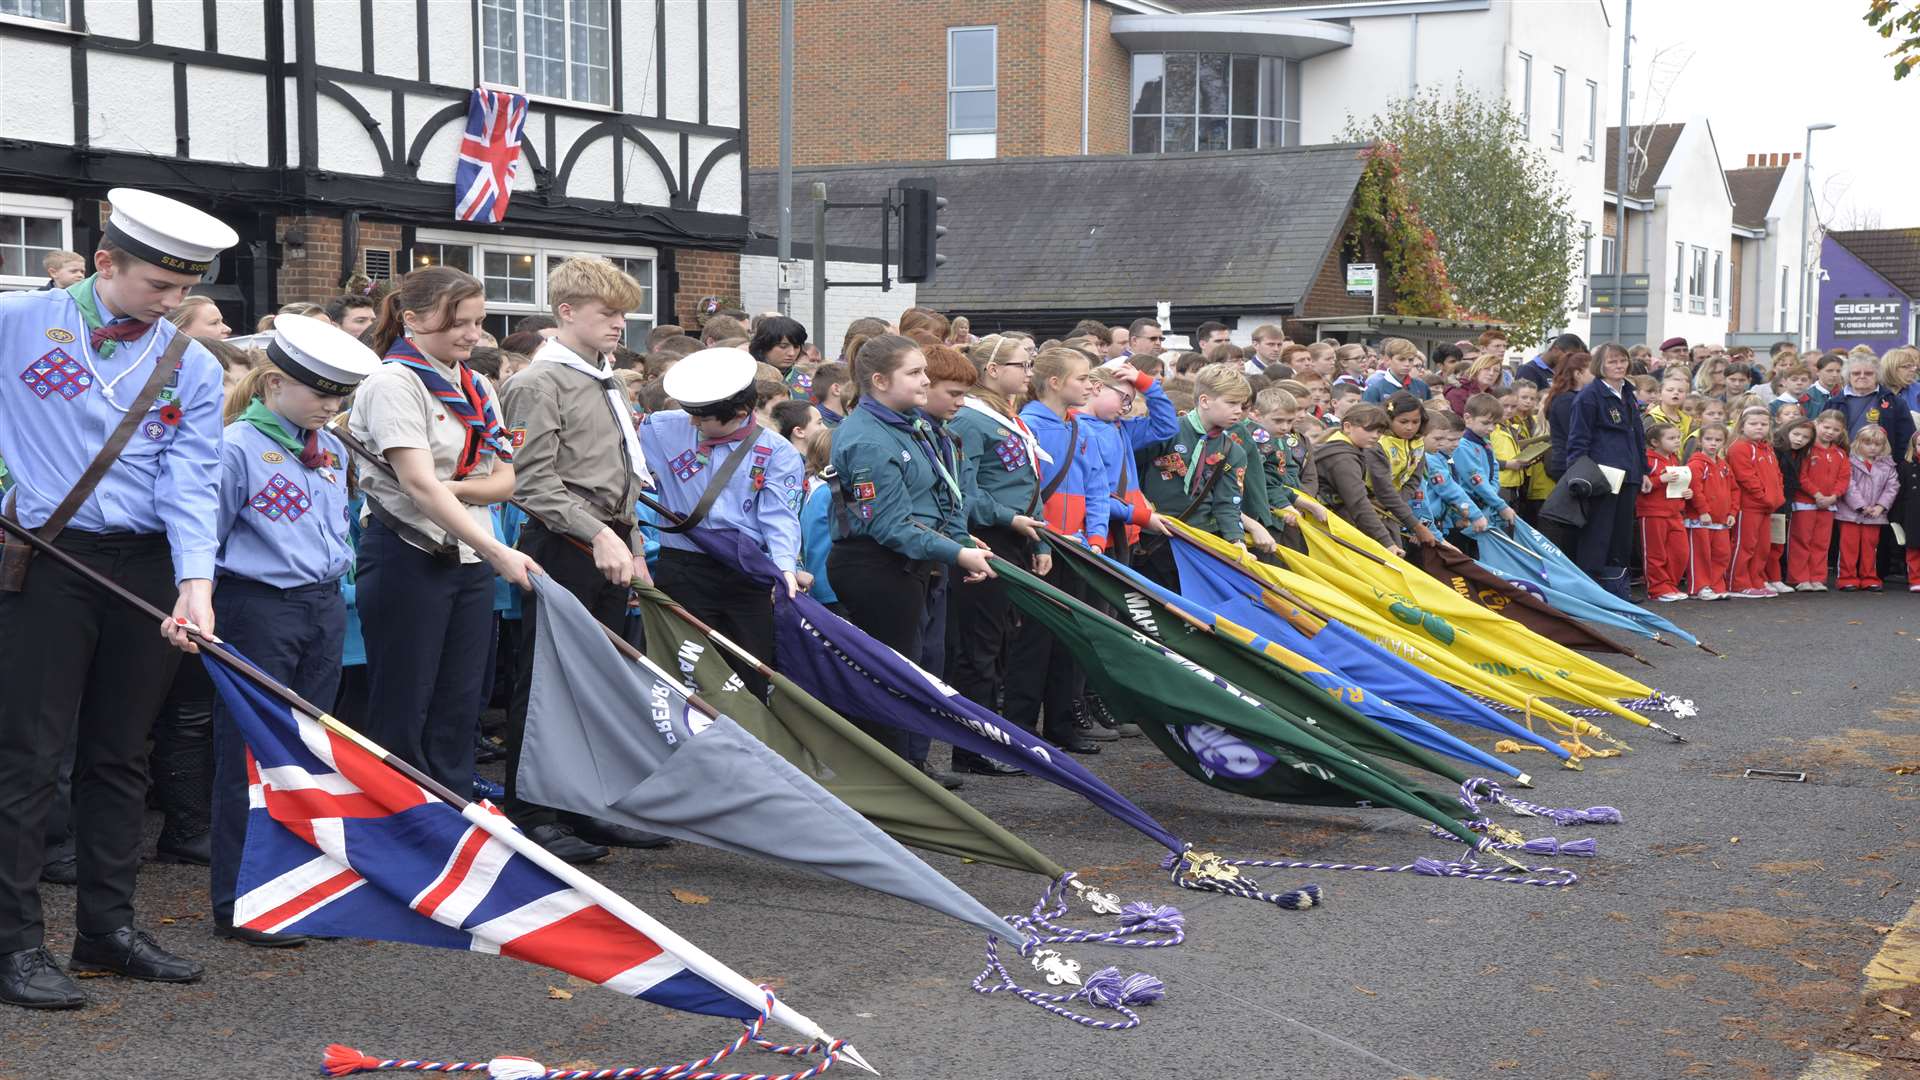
[
  {"x1": 240, "y1": 398, "x2": 334, "y2": 470},
  {"x1": 961, "y1": 394, "x2": 1052, "y2": 467},
  {"x1": 384, "y1": 337, "x2": 513, "y2": 479},
  {"x1": 67, "y1": 275, "x2": 152, "y2": 358},
  {"x1": 857, "y1": 398, "x2": 964, "y2": 510},
  {"x1": 530, "y1": 338, "x2": 647, "y2": 483},
  {"x1": 1380, "y1": 434, "x2": 1423, "y2": 492},
  {"x1": 1180, "y1": 410, "x2": 1227, "y2": 495}
]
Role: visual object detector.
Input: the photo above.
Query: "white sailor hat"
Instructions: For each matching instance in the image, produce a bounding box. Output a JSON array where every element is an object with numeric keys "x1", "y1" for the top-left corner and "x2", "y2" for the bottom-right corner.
[
  {"x1": 269, "y1": 314, "x2": 381, "y2": 396},
  {"x1": 663, "y1": 347, "x2": 758, "y2": 408},
  {"x1": 104, "y1": 188, "x2": 238, "y2": 276}
]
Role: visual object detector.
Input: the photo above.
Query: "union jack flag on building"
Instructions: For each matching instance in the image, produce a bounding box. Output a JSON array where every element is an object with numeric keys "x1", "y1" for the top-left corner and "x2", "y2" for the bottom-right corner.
[
  {"x1": 206, "y1": 655, "x2": 760, "y2": 1023},
  {"x1": 453, "y1": 87, "x2": 529, "y2": 223}
]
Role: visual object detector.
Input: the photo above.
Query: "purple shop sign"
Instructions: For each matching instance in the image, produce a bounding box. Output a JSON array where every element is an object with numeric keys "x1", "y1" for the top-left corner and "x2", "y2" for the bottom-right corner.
[{"x1": 1819, "y1": 235, "x2": 1915, "y2": 351}]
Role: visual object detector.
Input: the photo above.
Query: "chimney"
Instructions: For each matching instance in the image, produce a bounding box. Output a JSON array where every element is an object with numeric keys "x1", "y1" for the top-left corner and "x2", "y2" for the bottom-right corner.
[
  {"x1": 1746, "y1": 153, "x2": 1757, "y2": 167},
  {"x1": 1793, "y1": 152, "x2": 1802, "y2": 161}
]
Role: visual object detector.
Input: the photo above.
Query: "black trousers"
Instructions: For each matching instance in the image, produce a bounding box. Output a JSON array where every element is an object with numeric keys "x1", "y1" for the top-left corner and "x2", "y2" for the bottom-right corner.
[
  {"x1": 0, "y1": 532, "x2": 181, "y2": 952},
  {"x1": 1572, "y1": 490, "x2": 1636, "y2": 575},
  {"x1": 355, "y1": 518, "x2": 494, "y2": 793},
  {"x1": 506, "y1": 521, "x2": 632, "y2": 826},
  {"x1": 827, "y1": 538, "x2": 934, "y2": 758},
  {"x1": 209, "y1": 578, "x2": 344, "y2": 925},
  {"x1": 949, "y1": 526, "x2": 1025, "y2": 769},
  {"x1": 653, "y1": 547, "x2": 774, "y2": 700},
  {"x1": 1003, "y1": 558, "x2": 1087, "y2": 744}
]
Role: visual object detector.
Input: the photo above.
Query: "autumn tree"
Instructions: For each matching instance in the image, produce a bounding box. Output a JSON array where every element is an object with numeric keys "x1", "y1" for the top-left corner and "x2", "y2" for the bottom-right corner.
[{"x1": 1867, "y1": 1, "x2": 1920, "y2": 79}]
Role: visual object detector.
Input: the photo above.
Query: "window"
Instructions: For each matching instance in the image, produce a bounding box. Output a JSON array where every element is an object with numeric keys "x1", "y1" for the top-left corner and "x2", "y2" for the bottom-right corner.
[
  {"x1": 1130, "y1": 52, "x2": 1298, "y2": 154},
  {"x1": 1673, "y1": 241, "x2": 1685, "y2": 312},
  {"x1": 1584, "y1": 80, "x2": 1598, "y2": 158},
  {"x1": 1688, "y1": 246, "x2": 1708, "y2": 315},
  {"x1": 1578, "y1": 220, "x2": 1592, "y2": 309},
  {"x1": 480, "y1": 0, "x2": 612, "y2": 107},
  {"x1": 0, "y1": 0, "x2": 66, "y2": 23},
  {"x1": 1711, "y1": 250, "x2": 1723, "y2": 317},
  {"x1": 411, "y1": 231, "x2": 657, "y2": 345},
  {"x1": 1599, "y1": 235, "x2": 1617, "y2": 276},
  {"x1": 0, "y1": 194, "x2": 72, "y2": 291},
  {"x1": 947, "y1": 26, "x2": 997, "y2": 159},
  {"x1": 1779, "y1": 266, "x2": 1790, "y2": 331},
  {"x1": 1517, "y1": 52, "x2": 1532, "y2": 139},
  {"x1": 1551, "y1": 67, "x2": 1566, "y2": 151}
]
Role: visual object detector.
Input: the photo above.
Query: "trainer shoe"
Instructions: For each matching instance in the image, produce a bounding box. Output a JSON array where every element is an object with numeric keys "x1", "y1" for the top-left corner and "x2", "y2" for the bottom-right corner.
[
  {"x1": 1692, "y1": 588, "x2": 1721, "y2": 601},
  {"x1": 1806, "y1": 581, "x2": 1828, "y2": 592},
  {"x1": 1793, "y1": 581, "x2": 1820, "y2": 592},
  {"x1": 1767, "y1": 581, "x2": 1793, "y2": 594},
  {"x1": 1739, "y1": 588, "x2": 1774, "y2": 599},
  {"x1": 1656, "y1": 592, "x2": 1688, "y2": 602}
]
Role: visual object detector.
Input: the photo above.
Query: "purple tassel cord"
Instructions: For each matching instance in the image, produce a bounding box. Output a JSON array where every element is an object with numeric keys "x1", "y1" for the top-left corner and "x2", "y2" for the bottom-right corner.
[
  {"x1": 970, "y1": 873, "x2": 1181, "y2": 1030},
  {"x1": 1459, "y1": 777, "x2": 1623, "y2": 829},
  {"x1": 1159, "y1": 850, "x2": 1325, "y2": 909}
]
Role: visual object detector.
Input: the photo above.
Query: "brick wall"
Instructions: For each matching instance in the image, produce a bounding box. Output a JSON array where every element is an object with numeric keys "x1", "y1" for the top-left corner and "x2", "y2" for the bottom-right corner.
[
  {"x1": 672, "y1": 249, "x2": 743, "y2": 329},
  {"x1": 745, "y1": 0, "x2": 1126, "y2": 168},
  {"x1": 275, "y1": 214, "x2": 342, "y2": 307},
  {"x1": 1298, "y1": 211, "x2": 1393, "y2": 320}
]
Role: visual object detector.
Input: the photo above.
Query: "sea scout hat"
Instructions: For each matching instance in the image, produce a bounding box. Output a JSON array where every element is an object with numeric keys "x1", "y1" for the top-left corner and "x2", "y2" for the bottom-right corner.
[
  {"x1": 103, "y1": 188, "x2": 238, "y2": 275},
  {"x1": 663, "y1": 347, "x2": 757, "y2": 407},
  {"x1": 268, "y1": 314, "x2": 380, "y2": 395}
]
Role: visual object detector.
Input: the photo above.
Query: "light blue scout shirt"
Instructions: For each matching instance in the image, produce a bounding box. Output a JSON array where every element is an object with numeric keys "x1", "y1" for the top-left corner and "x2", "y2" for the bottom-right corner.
[
  {"x1": 215, "y1": 411, "x2": 353, "y2": 588},
  {"x1": 638, "y1": 410, "x2": 805, "y2": 572},
  {"x1": 0, "y1": 278, "x2": 221, "y2": 581}
]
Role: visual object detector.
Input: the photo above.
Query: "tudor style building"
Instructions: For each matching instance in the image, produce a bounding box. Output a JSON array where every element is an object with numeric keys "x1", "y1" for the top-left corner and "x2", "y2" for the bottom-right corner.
[{"x1": 0, "y1": 0, "x2": 747, "y2": 336}]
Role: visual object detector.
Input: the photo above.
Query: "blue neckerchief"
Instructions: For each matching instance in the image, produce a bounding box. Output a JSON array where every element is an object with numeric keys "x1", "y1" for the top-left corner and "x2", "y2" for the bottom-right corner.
[
  {"x1": 383, "y1": 337, "x2": 513, "y2": 477},
  {"x1": 1464, "y1": 428, "x2": 1492, "y2": 451}
]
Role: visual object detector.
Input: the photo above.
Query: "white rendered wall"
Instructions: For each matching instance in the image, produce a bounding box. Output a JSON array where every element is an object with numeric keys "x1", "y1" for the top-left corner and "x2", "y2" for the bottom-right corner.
[
  {"x1": 1647, "y1": 121, "x2": 1735, "y2": 347},
  {"x1": 740, "y1": 254, "x2": 917, "y2": 355}
]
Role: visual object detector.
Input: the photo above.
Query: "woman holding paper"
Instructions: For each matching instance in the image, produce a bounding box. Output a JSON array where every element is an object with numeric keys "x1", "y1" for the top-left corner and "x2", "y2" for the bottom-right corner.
[{"x1": 1564, "y1": 343, "x2": 1647, "y2": 597}]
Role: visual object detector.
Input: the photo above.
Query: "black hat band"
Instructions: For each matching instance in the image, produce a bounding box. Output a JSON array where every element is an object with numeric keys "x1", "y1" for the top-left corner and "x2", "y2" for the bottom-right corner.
[
  {"x1": 104, "y1": 221, "x2": 213, "y2": 275},
  {"x1": 268, "y1": 339, "x2": 357, "y2": 396}
]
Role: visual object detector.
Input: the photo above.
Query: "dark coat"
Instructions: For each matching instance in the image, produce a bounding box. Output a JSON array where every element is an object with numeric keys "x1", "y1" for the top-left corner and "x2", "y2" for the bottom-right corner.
[
  {"x1": 1565, "y1": 380, "x2": 1648, "y2": 485},
  {"x1": 1540, "y1": 455, "x2": 1612, "y2": 529}
]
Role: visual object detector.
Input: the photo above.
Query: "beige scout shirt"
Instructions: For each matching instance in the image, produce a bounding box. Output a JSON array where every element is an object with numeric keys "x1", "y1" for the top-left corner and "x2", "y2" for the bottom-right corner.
[
  {"x1": 501, "y1": 359, "x2": 638, "y2": 543},
  {"x1": 347, "y1": 357, "x2": 500, "y2": 563}
]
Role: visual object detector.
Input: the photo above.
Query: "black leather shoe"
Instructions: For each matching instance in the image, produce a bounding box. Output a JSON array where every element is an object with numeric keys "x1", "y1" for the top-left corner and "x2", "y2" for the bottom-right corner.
[
  {"x1": 0, "y1": 948, "x2": 84, "y2": 1009},
  {"x1": 1050, "y1": 733, "x2": 1101, "y2": 754},
  {"x1": 569, "y1": 818, "x2": 673, "y2": 850},
  {"x1": 213, "y1": 922, "x2": 309, "y2": 949},
  {"x1": 155, "y1": 829, "x2": 212, "y2": 866},
  {"x1": 40, "y1": 846, "x2": 77, "y2": 886},
  {"x1": 916, "y1": 761, "x2": 965, "y2": 790},
  {"x1": 954, "y1": 757, "x2": 1026, "y2": 777},
  {"x1": 69, "y1": 927, "x2": 203, "y2": 983},
  {"x1": 527, "y1": 823, "x2": 609, "y2": 864},
  {"x1": 473, "y1": 733, "x2": 506, "y2": 764}
]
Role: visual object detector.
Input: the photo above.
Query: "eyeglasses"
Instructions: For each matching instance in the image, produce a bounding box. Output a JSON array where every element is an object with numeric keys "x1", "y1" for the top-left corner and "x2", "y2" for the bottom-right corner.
[
  {"x1": 1139, "y1": 334, "x2": 1163, "y2": 342},
  {"x1": 998, "y1": 360, "x2": 1034, "y2": 370}
]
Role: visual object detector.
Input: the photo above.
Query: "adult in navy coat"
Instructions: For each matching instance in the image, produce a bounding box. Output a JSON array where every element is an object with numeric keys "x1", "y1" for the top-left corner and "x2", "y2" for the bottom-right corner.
[{"x1": 1562, "y1": 343, "x2": 1646, "y2": 597}]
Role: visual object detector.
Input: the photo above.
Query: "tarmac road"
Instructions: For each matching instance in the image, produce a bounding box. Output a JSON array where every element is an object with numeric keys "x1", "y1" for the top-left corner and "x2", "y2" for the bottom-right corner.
[{"x1": 3, "y1": 591, "x2": 1917, "y2": 1080}]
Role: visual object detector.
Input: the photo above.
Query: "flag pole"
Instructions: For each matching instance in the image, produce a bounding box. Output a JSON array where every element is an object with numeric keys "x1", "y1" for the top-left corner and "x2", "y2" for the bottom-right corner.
[{"x1": 0, "y1": 513, "x2": 870, "y2": 1068}]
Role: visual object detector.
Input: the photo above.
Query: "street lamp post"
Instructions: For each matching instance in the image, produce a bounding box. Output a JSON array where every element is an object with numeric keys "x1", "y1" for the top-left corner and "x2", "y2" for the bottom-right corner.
[{"x1": 1798, "y1": 122, "x2": 1835, "y2": 350}]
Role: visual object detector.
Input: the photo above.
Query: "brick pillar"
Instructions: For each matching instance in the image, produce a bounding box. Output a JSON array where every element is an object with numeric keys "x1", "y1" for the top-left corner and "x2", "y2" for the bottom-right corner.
[
  {"x1": 672, "y1": 249, "x2": 743, "y2": 329},
  {"x1": 274, "y1": 214, "x2": 344, "y2": 307}
]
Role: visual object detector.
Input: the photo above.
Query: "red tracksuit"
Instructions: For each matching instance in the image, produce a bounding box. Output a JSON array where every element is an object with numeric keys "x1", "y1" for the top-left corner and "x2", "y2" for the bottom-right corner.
[
  {"x1": 1727, "y1": 439, "x2": 1785, "y2": 593},
  {"x1": 1638, "y1": 449, "x2": 1689, "y2": 597},
  {"x1": 1788, "y1": 442, "x2": 1848, "y2": 586},
  {"x1": 1685, "y1": 451, "x2": 1736, "y2": 595}
]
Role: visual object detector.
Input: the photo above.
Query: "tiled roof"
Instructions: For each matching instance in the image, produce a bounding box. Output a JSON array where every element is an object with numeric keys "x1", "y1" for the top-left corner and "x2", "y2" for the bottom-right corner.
[
  {"x1": 1830, "y1": 229, "x2": 1920, "y2": 297},
  {"x1": 747, "y1": 145, "x2": 1369, "y2": 313},
  {"x1": 1724, "y1": 166, "x2": 1786, "y2": 230},
  {"x1": 1603, "y1": 123, "x2": 1685, "y2": 201}
]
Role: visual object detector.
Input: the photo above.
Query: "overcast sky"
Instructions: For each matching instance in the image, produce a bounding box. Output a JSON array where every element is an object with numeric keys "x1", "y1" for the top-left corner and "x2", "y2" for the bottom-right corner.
[{"x1": 1613, "y1": 0, "x2": 1920, "y2": 229}]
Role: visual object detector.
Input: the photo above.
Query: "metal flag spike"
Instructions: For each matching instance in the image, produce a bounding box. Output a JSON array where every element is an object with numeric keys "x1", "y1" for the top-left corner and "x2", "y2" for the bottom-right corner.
[
  {"x1": 839, "y1": 1044, "x2": 879, "y2": 1076},
  {"x1": 1647, "y1": 720, "x2": 1689, "y2": 743}
]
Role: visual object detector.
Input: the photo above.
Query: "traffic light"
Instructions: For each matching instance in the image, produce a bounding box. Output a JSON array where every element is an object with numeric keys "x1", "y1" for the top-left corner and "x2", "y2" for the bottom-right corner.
[{"x1": 896, "y1": 178, "x2": 947, "y2": 284}]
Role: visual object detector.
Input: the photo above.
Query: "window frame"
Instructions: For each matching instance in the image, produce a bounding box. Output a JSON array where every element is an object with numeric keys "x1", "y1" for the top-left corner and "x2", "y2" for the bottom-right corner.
[
  {"x1": 1599, "y1": 234, "x2": 1616, "y2": 277},
  {"x1": 1583, "y1": 79, "x2": 1598, "y2": 158},
  {"x1": 0, "y1": 0, "x2": 69, "y2": 29},
  {"x1": 946, "y1": 25, "x2": 999, "y2": 159},
  {"x1": 410, "y1": 229, "x2": 659, "y2": 346},
  {"x1": 1129, "y1": 51, "x2": 1299, "y2": 155},
  {"x1": 477, "y1": 0, "x2": 616, "y2": 111},
  {"x1": 1688, "y1": 245, "x2": 1709, "y2": 315},
  {"x1": 1673, "y1": 241, "x2": 1685, "y2": 312},
  {"x1": 1779, "y1": 265, "x2": 1790, "y2": 332},
  {"x1": 1711, "y1": 250, "x2": 1723, "y2": 318},
  {"x1": 1517, "y1": 52, "x2": 1533, "y2": 139},
  {"x1": 0, "y1": 192, "x2": 74, "y2": 292},
  {"x1": 1551, "y1": 66, "x2": 1566, "y2": 151}
]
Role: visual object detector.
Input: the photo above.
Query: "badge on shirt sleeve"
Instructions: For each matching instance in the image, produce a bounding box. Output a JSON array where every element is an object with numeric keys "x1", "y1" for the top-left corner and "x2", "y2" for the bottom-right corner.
[
  {"x1": 668, "y1": 449, "x2": 703, "y2": 482},
  {"x1": 509, "y1": 426, "x2": 526, "y2": 449},
  {"x1": 261, "y1": 450, "x2": 285, "y2": 464},
  {"x1": 45, "y1": 328, "x2": 74, "y2": 344},
  {"x1": 142, "y1": 420, "x2": 166, "y2": 441},
  {"x1": 749, "y1": 445, "x2": 773, "y2": 491},
  {"x1": 850, "y1": 469, "x2": 878, "y2": 520}
]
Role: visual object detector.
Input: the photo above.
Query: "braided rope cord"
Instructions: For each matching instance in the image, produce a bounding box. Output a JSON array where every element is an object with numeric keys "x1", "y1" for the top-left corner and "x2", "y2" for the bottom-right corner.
[{"x1": 969, "y1": 873, "x2": 1177, "y2": 1030}]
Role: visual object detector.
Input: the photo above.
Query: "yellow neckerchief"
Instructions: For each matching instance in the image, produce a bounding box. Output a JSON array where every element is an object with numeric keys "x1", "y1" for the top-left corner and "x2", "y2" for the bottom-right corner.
[{"x1": 1379, "y1": 433, "x2": 1424, "y2": 490}]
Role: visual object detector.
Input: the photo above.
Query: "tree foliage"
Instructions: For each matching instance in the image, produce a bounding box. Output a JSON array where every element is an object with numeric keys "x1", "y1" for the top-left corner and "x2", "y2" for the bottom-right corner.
[
  {"x1": 1349, "y1": 146, "x2": 1455, "y2": 320},
  {"x1": 1342, "y1": 84, "x2": 1579, "y2": 348},
  {"x1": 1867, "y1": 0, "x2": 1920, "y2": 79}
]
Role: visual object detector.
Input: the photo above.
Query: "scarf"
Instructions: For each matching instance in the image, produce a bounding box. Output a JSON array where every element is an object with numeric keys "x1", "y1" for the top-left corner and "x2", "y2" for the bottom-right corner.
[
  {"x1": 696, "y1": 417, "x2": 758, "y2": 458},
  {"x1": 384, "y1": 337, "x2": 513, "y2": 479},
  {"x1": 1180, "y1": 412, "x2": 1225, "y2": 495},
  {"x1": 961, "y1": 395, "x2": 1051, "y2": 467},
  {"x1": 240, "y1": 399, "x2": 332, "y2": 469},
  {"x1": 530, "y1": 339, "x2": 648, "y2": 481},
  {"x1": 860, "y1": 398, "x2": 964, "y2": 509},
  {"x1": 68, "y1": 275, "x2": 152, "y2": 357}
]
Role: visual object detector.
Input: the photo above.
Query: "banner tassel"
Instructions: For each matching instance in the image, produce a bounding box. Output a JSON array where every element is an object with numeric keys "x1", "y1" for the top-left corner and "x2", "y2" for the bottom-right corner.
[{"x1": 970, "y1": 873, "x2": 1177, "y2": 1029}]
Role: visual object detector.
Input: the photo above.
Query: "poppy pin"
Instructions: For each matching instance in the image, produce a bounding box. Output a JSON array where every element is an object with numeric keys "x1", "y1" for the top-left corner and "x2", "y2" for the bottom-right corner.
[{"x1": 158, "y1": 404, "x2": 183, "y2": 426}]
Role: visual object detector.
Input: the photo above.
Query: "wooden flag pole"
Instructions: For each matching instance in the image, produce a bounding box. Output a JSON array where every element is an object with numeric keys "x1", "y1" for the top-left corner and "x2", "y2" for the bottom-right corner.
[{"x1": 0, "y1": 512, "x2": 868, "y2": 1065}]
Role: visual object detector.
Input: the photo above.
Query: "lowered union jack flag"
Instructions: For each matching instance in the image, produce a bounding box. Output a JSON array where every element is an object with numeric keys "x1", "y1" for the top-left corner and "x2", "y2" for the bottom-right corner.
[
  {"x1": 453, "y1": 87, "x2": 529, "y2": 223},
  {"x1": 205, "y1": 653, "x2": 795, "y2": 1027}
]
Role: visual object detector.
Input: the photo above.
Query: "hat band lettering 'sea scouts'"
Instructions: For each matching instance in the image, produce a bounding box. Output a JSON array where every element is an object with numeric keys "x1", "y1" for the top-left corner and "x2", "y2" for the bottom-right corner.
[
  {"x1": 268, "y1": 338, "x2": 357, "y2": 395},
  {"x1": 103, "y1": 219, "x2": 213, "y2": 276}
]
